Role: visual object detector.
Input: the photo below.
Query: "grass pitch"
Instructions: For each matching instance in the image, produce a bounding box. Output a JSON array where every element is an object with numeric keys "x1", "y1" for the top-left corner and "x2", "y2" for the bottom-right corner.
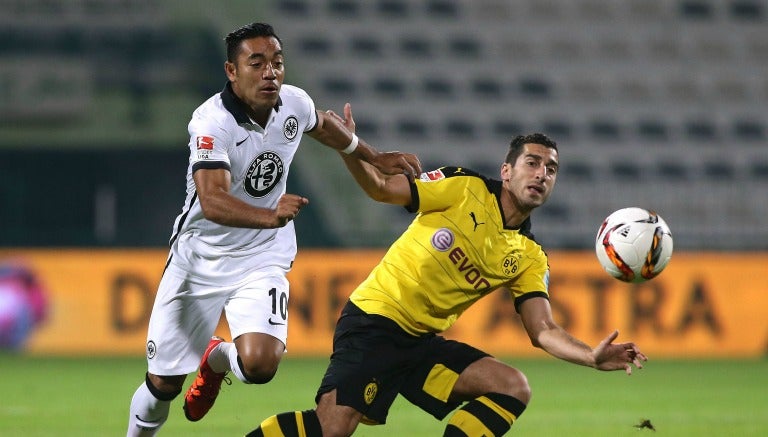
[{"x1": 2, "y1": 354, "x2": 766, "y2": 436}]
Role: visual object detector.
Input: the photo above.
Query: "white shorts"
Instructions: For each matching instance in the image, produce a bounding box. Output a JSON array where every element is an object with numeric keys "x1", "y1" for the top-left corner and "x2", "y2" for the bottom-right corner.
[{"x1": 145, "y1": 264, "x2": 290, "y2": 375}]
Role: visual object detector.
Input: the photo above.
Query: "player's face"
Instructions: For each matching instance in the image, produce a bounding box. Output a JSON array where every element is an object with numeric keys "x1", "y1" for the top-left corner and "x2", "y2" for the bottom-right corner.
[
  {"x1": 226, "y1": 36, "x2": 285, "y2": 115},
  {"x1": 501, "y1": 143, "x2": 559, "y2": 212}
]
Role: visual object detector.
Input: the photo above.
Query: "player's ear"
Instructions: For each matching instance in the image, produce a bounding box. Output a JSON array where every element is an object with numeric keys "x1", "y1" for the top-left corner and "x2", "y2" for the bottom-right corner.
[
  {"x1": 224, "y1": 61, "x2": 236, "y2": 80},
  {"x1": 500, "y1": 162, "x2": 511, "y2": 181}
]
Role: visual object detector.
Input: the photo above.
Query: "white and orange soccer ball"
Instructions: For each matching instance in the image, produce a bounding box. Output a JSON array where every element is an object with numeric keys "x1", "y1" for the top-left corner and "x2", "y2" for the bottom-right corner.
[{"x1": 595, "y1": 207, "x2": 673, "y2": 283}]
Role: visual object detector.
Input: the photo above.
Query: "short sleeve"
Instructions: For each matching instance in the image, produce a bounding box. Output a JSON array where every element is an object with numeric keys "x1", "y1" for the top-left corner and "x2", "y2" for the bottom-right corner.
[{"x1": 188, "y1": 112, "x2": 232, "y2": 169}]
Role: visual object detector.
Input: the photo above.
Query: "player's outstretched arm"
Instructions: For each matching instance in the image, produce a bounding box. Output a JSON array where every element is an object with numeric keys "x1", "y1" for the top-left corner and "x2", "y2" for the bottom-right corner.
[
  {"x1": 308, "y1": 103, "x2": 422, "y2": 177},
  {"x1": 316, "y1": 103, "x2": 415, "y2": 206},
  {"x1": 519, "y1": 297, "x2": 647, "y2": 375},
  {"x1": 337, "y1": 151, "x2": 413, "y2": 206}
]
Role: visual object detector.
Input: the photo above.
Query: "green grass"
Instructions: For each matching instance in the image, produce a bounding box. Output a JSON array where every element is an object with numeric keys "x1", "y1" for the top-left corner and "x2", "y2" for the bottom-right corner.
[{"x1": 2, "y1": 354, "x2": 766, "y2": 436}]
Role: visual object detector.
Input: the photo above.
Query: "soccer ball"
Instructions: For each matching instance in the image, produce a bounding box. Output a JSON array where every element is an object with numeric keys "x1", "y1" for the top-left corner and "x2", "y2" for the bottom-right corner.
[{"x1": 595, "y1": 207, "x2": 673, "y2": 283}]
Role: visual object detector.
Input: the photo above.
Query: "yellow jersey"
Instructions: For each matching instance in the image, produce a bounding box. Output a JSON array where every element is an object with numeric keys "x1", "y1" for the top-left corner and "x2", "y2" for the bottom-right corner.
[{"x1": 350, "y1": 167, "x2": 550, "y2": 335}]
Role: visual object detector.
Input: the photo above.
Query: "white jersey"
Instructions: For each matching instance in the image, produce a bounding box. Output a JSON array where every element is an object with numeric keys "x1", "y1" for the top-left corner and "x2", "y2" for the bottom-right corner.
[{"x1": 167, "y1": 82, "x2": 318, "y2": 285}]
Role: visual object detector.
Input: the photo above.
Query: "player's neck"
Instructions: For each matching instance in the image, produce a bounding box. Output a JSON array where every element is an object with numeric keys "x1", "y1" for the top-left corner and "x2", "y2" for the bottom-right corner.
[
  {"x1": 500, "y1": 191, "x2": 530, "y2": 229},
  {"x1": 246, "y1": 107, "x2": 271, "y2": 129}
]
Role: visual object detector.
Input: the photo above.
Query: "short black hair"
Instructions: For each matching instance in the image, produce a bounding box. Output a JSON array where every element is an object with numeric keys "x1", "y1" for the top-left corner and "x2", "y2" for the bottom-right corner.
[
  {"x1": 225, "y1": 22, "x2": 282, "y2": 62},
  {"x1": 505, "y1": 133, "x2": 558, "y2": 164}
]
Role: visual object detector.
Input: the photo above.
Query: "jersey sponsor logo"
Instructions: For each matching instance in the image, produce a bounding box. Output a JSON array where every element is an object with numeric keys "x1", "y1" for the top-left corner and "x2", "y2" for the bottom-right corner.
[
  {"x1": 146, "y1": 340, "x2": 157, "y2": 359},
  {"x1": 431, "y1": 228, "x2": 455, "y2": 252},
  {"x1": 448, "y1": 246, "x2": 492, "y2": 291},
  {"x1": 283, "y1": 116, "x2": 299, "y2": 140},
  {"x1": 421, "y1": 169, "x2": 445, "y2": 181},
  {"x1": 196, "y1": 135, "x2": 214, "y2": 150},
  {"x1": 244, "y1": 151, "x2": 285, "y2": 198}
]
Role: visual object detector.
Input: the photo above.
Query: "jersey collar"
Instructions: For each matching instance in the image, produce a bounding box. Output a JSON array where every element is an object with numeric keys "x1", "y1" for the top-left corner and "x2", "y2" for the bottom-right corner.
[{"x1": 220, "y1": 82, "x2": 283, "y2": 125}]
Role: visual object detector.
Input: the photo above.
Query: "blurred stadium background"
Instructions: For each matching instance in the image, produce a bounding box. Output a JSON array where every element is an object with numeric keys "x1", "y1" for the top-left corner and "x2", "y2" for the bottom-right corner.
[{"x1": 1, "y1": 0, "x2": 766, "y2": 249}]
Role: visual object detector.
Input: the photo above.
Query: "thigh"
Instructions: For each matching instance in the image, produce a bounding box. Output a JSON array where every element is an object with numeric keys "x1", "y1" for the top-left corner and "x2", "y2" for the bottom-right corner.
[
  {"x1": 146, "y1": 269, "x2": 228, "y2": 375},
  {"x1": 399, "y1": 337, "x2": 490, "y2": 420},
  {"x1": 316, "y1": 302, "x2": 422, "y2": 425},
  {"x1": 224, "y1": 273, "x2": 289, "y2": 347}
]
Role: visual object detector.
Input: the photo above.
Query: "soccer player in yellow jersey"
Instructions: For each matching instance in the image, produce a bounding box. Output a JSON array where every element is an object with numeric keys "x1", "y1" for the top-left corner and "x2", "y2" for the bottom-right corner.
[{"x1": 247, "y1": 105, "x2": 647, "y2": 437}]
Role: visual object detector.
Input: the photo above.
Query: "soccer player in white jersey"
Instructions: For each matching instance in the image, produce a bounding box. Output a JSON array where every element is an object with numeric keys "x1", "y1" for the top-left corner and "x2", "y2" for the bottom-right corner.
[{"x1": 126, "y1": 22, "x2": 421, "y2": 436}]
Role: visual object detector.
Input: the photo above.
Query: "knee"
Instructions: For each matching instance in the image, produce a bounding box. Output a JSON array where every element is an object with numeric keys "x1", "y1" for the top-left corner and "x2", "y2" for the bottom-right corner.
[
  {"x1": 235, "y1": 334, "x2": 286, "y2": 384},
  {"x1": 501, "y1": 367, "x2": 531, "y2": 404},
  {"x1": 146, "y1": 373, "x2": 184, "y2": 399},
  {"x1": 238, "y1": 350, "x2": 281, "y2": 384}
]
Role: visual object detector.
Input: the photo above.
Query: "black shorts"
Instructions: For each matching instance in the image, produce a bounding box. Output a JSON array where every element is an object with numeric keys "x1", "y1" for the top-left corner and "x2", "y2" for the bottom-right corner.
[{"x1": 316, "y1": 301, "x2": 490, "y2": 424}]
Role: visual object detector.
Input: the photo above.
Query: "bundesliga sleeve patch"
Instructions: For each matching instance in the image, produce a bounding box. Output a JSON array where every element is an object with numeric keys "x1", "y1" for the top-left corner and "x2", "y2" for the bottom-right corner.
[
  {"x1": 196, "y1": 135, "x2": 214, "y2": 150},
  {"x1": 196, "y1": 135, "x2": 215, "y2": 160},
  {"x1": 421, "y1": 169, "x2": 445, "y2": 182}
]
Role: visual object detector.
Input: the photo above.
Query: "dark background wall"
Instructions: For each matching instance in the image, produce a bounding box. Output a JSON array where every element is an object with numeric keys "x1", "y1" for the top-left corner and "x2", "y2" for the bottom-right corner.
[{"x1": 0, "y1": 149, "x2": 335, "y2": 247}]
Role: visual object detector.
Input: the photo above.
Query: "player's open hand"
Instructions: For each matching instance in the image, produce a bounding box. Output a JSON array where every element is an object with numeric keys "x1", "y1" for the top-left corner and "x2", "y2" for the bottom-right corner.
[
  {"x1": 369, "y1": 150, "x2": 422, "y2": 177},
  {"x1": 325, "y1": 103, "x2": 356, "y2": 133},
  {"x1": 273, "y1": 194, "x2": 309, "y2": 228},
  {"x1": 592, "y1": 330, "x2": 648, "y2": 375}
]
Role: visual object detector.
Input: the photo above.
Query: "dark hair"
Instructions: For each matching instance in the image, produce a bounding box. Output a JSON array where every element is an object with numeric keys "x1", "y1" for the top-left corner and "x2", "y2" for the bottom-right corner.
[
  {"x1": 225, "y1": 22, "x2": 282, "y2": 62},
  {"x1": 504, "y1": 133, "x2": 558, "y2": 164}
]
